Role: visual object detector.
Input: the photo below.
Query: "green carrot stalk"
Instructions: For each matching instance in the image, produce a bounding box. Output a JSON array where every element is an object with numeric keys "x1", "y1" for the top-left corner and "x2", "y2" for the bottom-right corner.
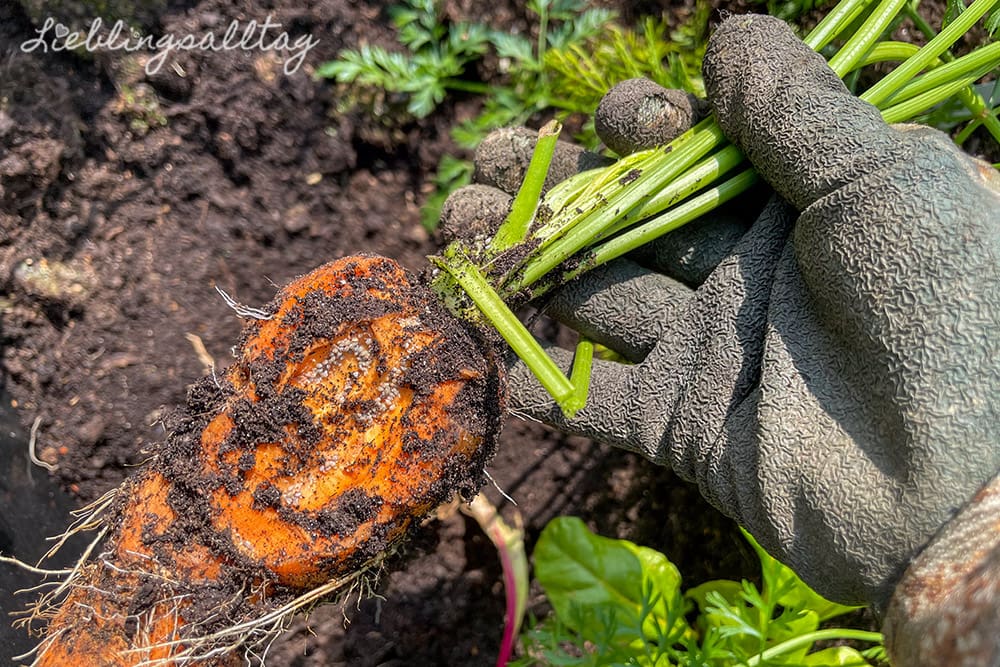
[
  {"x1": 491, "y1": 120, "x2": 562, "y2": 252},
  {"x1": 861, "y1": 0, "x2": 999, "y2": 106},
  {"x1": 903, "y1": 4, "x2": 1000, "y2": 145}
]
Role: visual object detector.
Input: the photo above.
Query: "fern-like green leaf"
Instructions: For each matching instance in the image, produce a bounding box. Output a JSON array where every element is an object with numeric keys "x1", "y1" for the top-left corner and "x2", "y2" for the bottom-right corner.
[
  {"x1": 942, "y1": 0, "x2": 967, "y2": 29},
  {"x1": 313, "y1": 55, "x2": 361, "y2": 81},
  {"x1": 446, "y1": 22, "x2": 492, "y2": 57},
  {"x1": 492, "y1": 32, "x2": 536, "y2": 66},
  {"x1": 547, "y1": 0, "x2": 591, "y2": 20},
  {"x1": 985, "y1": 4, "x2": 1000, "y2": 36},
  {"x1": 548, "y1": 9, "x2": 617, "y2": 49}
]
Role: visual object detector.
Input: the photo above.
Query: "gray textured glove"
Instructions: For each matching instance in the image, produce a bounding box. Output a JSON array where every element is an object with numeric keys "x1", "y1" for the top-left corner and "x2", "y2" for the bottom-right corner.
[{"x1": 451, "y1": 13, "x2": 1000, "y2": 617}]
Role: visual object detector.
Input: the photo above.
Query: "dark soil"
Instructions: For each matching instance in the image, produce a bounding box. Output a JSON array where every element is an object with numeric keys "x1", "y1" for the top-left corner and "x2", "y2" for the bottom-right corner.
[{"x1": 1, "y1": 0, "x2": 767, "y2": 664}]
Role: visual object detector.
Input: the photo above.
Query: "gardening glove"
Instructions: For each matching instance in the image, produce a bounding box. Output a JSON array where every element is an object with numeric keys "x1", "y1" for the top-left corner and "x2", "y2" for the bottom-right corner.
[{"x1": 445, "y1": 14, "x2": 1000, "y2": 658}]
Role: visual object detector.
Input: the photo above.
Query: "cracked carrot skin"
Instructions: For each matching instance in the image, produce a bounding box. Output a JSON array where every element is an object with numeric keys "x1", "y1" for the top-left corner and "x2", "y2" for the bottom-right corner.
[{"x1": 35, "y1": 255, "x2": 505, "y2": 665}]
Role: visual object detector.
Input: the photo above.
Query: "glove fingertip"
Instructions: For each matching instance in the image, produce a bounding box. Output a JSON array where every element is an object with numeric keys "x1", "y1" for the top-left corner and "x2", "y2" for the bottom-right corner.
[
  {"x1": 595, "y1": 78, "x2": 709, "y2": 156},
  {"x1": 439, "y1": 183, "x2": 512, "y2": 244},
  {"x1": 474, "y1": 127, "x2": 611, "y2": 195},
  {"x1": 474, "y1": 127, "x2": 536, "y2": 195}
]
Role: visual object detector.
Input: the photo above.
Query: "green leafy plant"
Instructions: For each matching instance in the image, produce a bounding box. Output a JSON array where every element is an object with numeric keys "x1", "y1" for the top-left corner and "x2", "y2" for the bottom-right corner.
[
  {"x1": 317, "y1": 0, "x2": 710, "y2": 228},
  {"x1": 439, "y1": 4, "x2": 708, "y2": 227},
  {"x1": 451, "y1": 3, "x2": 708, "y2": 148},
  {"x1": 513, "y1": 517, "x2": 885, "y2": 666},
  {"x1": 315, "y1": 0, "x2": 494, "y2": 118},
  {"x1": 536, "y1": 11, "x2": 709, "y2": 146},
  {"x1": 946, "y1": 0, "x2": 1000, "y2": 33}
]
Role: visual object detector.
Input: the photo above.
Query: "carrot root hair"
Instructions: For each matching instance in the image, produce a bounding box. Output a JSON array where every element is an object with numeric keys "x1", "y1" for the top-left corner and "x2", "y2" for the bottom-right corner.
[{"x1": 8, "y1": 508, "x2": 391, "y2": 666}]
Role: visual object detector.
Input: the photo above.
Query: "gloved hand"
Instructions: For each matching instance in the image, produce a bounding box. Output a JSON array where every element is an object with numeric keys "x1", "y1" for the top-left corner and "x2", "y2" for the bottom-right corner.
[{"x1": 443, "y1": 12, "x2": 1000, "y2": 637}]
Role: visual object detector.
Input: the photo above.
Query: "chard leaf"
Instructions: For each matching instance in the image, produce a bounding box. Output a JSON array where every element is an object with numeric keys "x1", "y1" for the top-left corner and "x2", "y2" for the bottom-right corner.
[{"x1": 533, "y1": 517, "x2": 689, "y2": 647}]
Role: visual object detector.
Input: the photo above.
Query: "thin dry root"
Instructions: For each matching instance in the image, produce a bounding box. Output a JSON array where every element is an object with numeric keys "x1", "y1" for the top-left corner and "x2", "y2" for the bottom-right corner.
[
  {"x1": 4, "y1": 487, "x2": 121, "y2": 643},
  {"x1": 125, "y1": 553, "x2": 390, "y2": 667}
]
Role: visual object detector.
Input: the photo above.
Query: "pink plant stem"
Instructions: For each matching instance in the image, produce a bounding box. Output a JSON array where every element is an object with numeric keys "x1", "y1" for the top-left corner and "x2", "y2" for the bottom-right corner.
[{"x1": 495, "y1": 523, "x2": 517, "y2": 666}]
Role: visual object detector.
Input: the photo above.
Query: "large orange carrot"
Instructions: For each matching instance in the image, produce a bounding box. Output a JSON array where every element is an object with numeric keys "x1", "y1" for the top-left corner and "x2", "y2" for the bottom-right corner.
[{"x1": 28, "y1": 255, "x2": 504, "y2": 665}]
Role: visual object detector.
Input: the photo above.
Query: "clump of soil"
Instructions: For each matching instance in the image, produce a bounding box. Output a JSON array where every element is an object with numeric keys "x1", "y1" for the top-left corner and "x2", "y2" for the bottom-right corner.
[{"x1": 0, "y1": 0, "x2": 754, "y2": 664}]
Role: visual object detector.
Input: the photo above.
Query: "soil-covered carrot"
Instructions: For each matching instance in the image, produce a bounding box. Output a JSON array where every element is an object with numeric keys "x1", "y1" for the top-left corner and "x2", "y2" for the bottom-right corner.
[{"x1": 26, "y1": 254, "x2": 503, "y2": 665}]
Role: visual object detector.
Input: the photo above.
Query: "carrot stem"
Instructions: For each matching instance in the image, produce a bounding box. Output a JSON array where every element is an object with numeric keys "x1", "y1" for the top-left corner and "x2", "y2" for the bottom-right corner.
[
  {"x1": 855, "y1": 41, "x2": 920, "y2": 67},
  {"x1": 881, "y1": 71, "x2": 996, "y2": 124},
  {"x1": 903, "y1": 4, "x2": 1000, "y2": 146},
  {"x1": 491, "y1": 120, "x2": 562, "y2": 253},
  {"x1": 803, "y1": 0, "x2": 877, "y2": 50},
  {"x1": 889, "y1": 44, "x2": 1000, "y2": 105},
  {"x1": 513, "y1": 120, "x2": 727, "y2": 289},
  {"x1": 826, "y1": 0, "x2": 909, "y2": 77},
  {"x1": 565, "y1": 338, "x2": 595, "y2": 416},
  {"x1": 432, "y1": 252, "x2": 581, "y2": 416},
  {"x1": 577, "y1": 168, "x2": 759, "y2": 277},
  {"x1": 861, "y1": 0, "x2": 1000, "y2": 106}
]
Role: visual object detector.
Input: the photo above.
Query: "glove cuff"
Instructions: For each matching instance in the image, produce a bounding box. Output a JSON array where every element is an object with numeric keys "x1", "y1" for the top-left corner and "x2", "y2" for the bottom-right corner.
[{"x1": 883, "y1": 469, "x2": 1000, "y2": 665}]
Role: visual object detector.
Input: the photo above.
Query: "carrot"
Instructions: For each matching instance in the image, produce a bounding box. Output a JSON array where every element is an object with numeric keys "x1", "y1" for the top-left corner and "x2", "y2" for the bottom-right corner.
[{"x1": 24, "y1": 255, "x2": 504, "y2": 665}]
